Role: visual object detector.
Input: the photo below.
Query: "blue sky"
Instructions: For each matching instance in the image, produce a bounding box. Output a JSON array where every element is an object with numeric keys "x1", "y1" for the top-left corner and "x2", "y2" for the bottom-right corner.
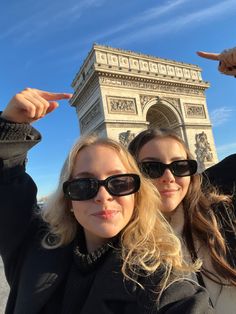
[{"x1": 1, "y1": 0, "x2": 236, "y2": 198}]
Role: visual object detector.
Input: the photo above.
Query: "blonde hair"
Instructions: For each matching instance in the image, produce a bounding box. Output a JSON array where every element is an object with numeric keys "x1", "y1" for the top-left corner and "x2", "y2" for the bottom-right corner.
[
  {"x1": 41, "y1": 134, "x2": 197, "y2": 289},
  {"x1": 129, "y1": 128, "x2": 236, "y2": 286}
]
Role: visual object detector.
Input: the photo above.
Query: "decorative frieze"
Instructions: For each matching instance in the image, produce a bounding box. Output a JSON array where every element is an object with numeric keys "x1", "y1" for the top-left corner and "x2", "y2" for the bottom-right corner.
[
  {"x1": 107, "y1": 96, "x2": 137, "y2": 114},
  {"x1": 80, "y1": 100, "x2": 101, "y2": 131},
  {"x1": 184, "y1": 103, "x2": 206, "y2": 118},
  {"x1": 100, "y1": 77, "x2": 205, "y2": 96}
]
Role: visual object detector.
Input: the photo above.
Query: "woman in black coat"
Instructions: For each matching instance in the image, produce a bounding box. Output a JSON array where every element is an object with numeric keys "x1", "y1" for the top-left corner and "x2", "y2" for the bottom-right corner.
[
  {"x1": 128, "y1": 47, "x2": 236, "y2": 314},
  {"x1": 0, "y1": 88, "x2": 214, "y2": 314}
]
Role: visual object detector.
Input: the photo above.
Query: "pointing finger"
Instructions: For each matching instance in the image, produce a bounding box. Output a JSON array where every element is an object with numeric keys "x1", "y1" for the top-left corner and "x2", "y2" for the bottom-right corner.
[
  {"x1": 196, "y1": 51, "x2": 220, "y2": 61},
  {"x1": 31, "y1": 88, "x2": 73, "y2": 101}
]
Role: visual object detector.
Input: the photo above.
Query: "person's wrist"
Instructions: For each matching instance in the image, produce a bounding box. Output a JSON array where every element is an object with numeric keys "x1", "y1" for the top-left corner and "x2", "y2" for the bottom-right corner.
[
  {"x1": 1, "y1": 111, "x2": 17, "y2": 123},
  {"x1": 0, "y1": 112, "x2": 29, "y2": 124}
]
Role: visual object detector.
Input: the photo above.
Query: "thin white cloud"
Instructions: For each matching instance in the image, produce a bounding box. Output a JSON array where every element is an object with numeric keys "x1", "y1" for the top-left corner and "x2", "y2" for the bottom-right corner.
[
  {"x1": 38, "y1": 0, "x2": 189, "y2": 63},
  {"x1": 94, "y1": 0, "x2": 189, "y2": 41},
  {"x1": 0, "y1": 0, "x2": 107, "y2": 41},
  {"x1": 210, "y1": 107, "x2": 234, "y2": 126},
  {"x1": 110, "y1": 0, "x2": 236, "y2": 45}
]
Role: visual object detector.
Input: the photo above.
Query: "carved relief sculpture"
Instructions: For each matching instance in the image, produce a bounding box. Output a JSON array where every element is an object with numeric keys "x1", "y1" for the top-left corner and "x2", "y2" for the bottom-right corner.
[
  {"x1": 195, "y1": 131, "x2": 213, "y2": 171},
  {"x1": 107, "y1": 97, "x2": 137, "y2": 114},
  {"x1": 185, "y1": 103, "x2": 206, "y2": 118},
  {"x1": 119, "y1": 130, "x2": 135, "y2": 147}
]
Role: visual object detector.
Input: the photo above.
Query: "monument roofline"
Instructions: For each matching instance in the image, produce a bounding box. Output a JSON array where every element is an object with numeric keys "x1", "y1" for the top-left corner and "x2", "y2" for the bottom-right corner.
[
  {"x1": 71, "y1": 44, "x2": 209, "y2": 93},
  {"x1": 92, "y1": 43, "x2": 201, "y2": 69}
]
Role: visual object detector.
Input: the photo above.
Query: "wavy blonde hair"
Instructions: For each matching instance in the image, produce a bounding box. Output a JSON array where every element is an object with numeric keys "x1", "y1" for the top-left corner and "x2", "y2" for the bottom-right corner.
[
  {"x1": 129, "y1": 127, "x2": 236, "y2": 286},
  {"x1": 41, "y1": 134, "x2": 197, "y2": 289}
]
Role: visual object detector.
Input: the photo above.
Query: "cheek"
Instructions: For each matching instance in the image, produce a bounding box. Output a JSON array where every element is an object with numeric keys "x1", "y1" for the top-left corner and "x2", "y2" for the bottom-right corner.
[
  {"x1": 120, "y1": 195, "x2": 135, "y2": 215},
  {"x1": 178, "y1": 177, "x2": 191, "y2": 193},
  {"x1": 71, "y1": 202, "x2": 86, "y2": 221}
]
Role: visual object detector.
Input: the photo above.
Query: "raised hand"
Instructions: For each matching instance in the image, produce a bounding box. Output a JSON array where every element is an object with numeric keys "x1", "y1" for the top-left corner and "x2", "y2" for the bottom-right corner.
[
  {"x1": 197, "y1": 47, "x2": 236, "y2": 76},
  {"x1": 1, "y1": 88, "x2": 73, "y2": 123}
]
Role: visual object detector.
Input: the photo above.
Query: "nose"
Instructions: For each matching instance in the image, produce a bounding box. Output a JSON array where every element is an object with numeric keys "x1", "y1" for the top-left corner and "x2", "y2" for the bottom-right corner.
[
  {"x1": 159, "y1": 169, "x2": 175, "y2": 183},
  {"x1": 94, "y1": 186, "x2": 113, "y2": 203}
]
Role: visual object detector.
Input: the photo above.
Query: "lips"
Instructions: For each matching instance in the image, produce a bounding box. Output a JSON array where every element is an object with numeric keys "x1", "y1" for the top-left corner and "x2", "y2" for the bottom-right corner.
[
  {"x1": 92, "y1": 210, "x2": 120, "y2": 219},
  {"x1": 159, "y1": 189, "x2": 179, "y2": 196}
]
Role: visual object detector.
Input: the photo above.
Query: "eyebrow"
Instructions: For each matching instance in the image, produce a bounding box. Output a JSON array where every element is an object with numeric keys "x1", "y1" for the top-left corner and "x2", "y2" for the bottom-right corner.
[
  {"x1": 141, "y1": 156, "x2": 187, "y2": 162},
  {"x1": 73, "y1": 169, "x2": 126, "y2": 178}
]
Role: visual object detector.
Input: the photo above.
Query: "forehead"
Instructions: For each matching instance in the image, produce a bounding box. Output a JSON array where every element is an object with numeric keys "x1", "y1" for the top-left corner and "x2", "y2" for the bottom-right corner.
[
  {"x1": 72, "y1": 144, "x2": 128, "y2": 176},
  {"x1": 139, "y1": 137, "x2": 187, "y2": 160}
]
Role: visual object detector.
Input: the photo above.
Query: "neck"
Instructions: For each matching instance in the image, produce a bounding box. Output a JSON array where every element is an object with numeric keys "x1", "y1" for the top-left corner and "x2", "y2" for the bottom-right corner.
[{"x1": 84, "y1": 231, "x2": 108, "y2": 253}]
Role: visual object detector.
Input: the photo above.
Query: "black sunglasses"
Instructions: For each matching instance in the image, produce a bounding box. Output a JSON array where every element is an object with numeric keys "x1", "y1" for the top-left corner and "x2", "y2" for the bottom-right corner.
[
  {"x1": 139, "y1": 160, "x2": 197, "y2": 179},
  {"x1": 63, "y1": 173, "x2": 140, "y2": 201}
]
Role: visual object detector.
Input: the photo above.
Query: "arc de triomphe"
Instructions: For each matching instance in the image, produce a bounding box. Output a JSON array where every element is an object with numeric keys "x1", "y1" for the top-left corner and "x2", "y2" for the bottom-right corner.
[{"x1": 70, "y1": 44, "x2": 218, "y2": 171}]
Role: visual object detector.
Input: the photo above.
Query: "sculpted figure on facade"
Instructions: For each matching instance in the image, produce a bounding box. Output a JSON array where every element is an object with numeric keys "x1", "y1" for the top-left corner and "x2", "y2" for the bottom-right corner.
[
  {"x1": 195, "y1": 131, "x2": 213, "y2": 171},
  {"x1": 119, "y1": 130, "x2": 136, "y2": 147}
]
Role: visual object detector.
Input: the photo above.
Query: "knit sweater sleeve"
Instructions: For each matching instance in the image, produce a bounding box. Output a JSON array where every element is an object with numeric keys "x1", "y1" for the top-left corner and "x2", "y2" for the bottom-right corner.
[{"x1": 0, "y1": 113, "x2": 41, "y2": 171}]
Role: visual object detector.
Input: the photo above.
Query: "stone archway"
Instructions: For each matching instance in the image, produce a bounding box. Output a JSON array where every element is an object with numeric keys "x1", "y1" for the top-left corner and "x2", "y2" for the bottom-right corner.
[
  {"x1": 144, "y1": 97, "x2": 184, "y2": 139},
  {"x1": 147, "y1": 105, "x2": 173, "y2": 128}
]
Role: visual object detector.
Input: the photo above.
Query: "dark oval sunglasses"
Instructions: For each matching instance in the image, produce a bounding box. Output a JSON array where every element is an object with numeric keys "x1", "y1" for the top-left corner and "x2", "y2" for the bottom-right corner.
[
  {"x1": 139, "y1": 160, "x2": 198, "y2": 179},
  {"x1": 63, "y1": 173, "x2": 140, "y2": 201}
]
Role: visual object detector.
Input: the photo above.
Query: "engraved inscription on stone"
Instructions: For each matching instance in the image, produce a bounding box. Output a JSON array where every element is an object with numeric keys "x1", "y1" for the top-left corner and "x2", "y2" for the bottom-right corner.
[
  {"x1": 184, "y1": 103, "x2": 206, "y2": 118},
  {"x1": 80, "y1": 101, "x2": 101, "y2": 131},
  {"x1": 107, "y1": 96, "x2": 137, "y2": 114}
]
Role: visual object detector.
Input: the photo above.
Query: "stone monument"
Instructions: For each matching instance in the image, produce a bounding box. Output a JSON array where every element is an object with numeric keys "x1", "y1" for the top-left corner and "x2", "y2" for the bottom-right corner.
[{"x1": 70, "y1": 44, "x2": 218, "y2": 170}]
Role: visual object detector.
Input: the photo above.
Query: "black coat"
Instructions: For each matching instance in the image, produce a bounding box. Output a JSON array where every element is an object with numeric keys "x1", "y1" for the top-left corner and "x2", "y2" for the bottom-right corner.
[
  {"x1": 0, "y1": 118, "x2": 214, "y2": 313},
  {"x1": 203, "y1": 154, "x2": 236, "y2": 195}
]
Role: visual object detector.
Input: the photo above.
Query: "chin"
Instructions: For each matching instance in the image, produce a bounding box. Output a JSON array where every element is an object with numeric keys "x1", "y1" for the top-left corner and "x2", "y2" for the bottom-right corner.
[{"x1": 161, "y1": 204, "x2": 177, "y2": 214}]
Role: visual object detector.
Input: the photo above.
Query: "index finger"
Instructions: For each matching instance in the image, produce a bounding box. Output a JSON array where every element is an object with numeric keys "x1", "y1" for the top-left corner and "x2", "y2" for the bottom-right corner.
[
  {"x1": 33, "y1": 88, "x2": 73, "y2": 101},
  {"x1": 196, "y1": 51, "x2": 220, "y2": 61}
]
